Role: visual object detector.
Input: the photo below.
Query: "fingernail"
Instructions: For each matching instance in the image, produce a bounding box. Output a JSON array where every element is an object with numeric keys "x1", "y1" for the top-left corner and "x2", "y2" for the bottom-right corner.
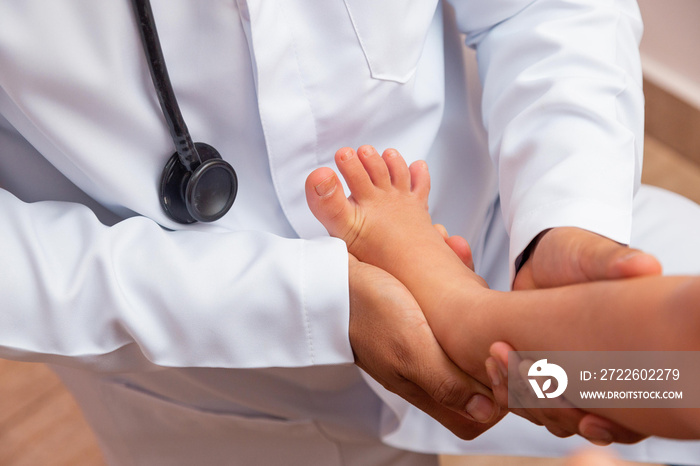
[
  {"x1": 580, "y1": 424, "x2": 614, "y2": 446},
  {"x1": 466, "y1": 394, "x2": 495, "y2": 423},
  {"x1": 314, "y1": 176, "x2": 336, "y2": 197},
  {"x1": 486, "y1": 359, "x2": 501, "y2": 387}
]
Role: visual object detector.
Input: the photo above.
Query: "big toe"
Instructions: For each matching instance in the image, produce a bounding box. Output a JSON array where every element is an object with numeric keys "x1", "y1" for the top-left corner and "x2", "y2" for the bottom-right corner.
[{"x1": 305, "y1": 167, "x2": 355, "y2": 239}]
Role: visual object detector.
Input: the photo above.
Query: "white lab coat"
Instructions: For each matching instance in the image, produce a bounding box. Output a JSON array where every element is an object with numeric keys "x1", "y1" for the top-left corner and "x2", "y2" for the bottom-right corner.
[{"x1": 1, "y1": 1, "x2": 699, "y2": 464}]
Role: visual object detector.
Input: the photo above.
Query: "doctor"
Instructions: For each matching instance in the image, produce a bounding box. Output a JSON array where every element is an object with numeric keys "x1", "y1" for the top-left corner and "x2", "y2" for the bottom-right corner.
[{"x1": 1, "y1": 0, "x2": 699, "y2": 465}]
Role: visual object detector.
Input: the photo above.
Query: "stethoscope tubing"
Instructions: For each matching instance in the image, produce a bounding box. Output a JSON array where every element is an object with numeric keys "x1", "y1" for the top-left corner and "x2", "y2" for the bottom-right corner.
[{"x1": 130, "y1": 0, "x2": 200, "y2": 171}]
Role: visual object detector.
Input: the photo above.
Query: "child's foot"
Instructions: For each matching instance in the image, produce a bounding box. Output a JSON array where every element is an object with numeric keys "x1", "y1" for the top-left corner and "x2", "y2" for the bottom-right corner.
[
  {"x1": 305, "y1": 145, "x2": 433, "y2": 267},
  {"x1": 306, "y1": 145, "x2": 486, "y2": 310}
]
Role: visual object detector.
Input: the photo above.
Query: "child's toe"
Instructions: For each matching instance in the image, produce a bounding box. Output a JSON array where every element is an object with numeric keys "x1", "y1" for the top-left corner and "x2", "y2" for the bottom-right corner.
[
  {"x1": 383, "y1": 149, "x2": 411, "y2": 191},
  {"x1": 357, "y1": 145, "x2": 391, "y2": 188},
  {"x1": 409, "y1": 160, "x2": 430, "y2": 200},
  {"x1": 334, "y1": 147, "x2": 375, "y2": 199},
  {"x1": 305, "y1": 167, "x2": 355, "y2": 239}
]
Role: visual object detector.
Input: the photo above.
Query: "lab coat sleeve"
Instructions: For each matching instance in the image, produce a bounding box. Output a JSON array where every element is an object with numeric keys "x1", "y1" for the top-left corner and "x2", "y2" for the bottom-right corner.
[
  {"x1": 452, "y1": 0, "x2": 644, "y2": 280},
  {"x1": 0, "y1": 186, "x2": 354, "y2": 372}
]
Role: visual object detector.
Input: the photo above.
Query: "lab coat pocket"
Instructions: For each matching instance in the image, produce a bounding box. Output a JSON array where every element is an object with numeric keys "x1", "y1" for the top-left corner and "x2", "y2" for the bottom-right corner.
[
  {"x1": 100, "y1": 381, "x2": 342, "y2": 466},
  {"x1": 343, "y1": 0, "x2": 439, "y2": 83}
]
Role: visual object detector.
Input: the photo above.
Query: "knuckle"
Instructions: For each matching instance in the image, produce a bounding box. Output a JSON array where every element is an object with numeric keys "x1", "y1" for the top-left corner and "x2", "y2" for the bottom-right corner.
[
  {"x1": 389, "y1": 340, "x2": 418, "y2": 377},
  {"x1": 431, "y1": 377, "x2": 467, "y2": 409}
]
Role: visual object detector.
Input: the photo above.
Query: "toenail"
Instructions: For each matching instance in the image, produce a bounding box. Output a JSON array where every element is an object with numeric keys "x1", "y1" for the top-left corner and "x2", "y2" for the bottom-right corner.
[
  {"x1": 314, "y1": 176, "x2": 337, "y2": 197},
  {"x1": 359, "y1": 146, "x2": 376, "y2": 158},
  {"x1": 384, "y1": 149, "x2": 398, "y2": 158},
  {"x1": 339, "y1": 149, "x2": 353, "y2": 162}
]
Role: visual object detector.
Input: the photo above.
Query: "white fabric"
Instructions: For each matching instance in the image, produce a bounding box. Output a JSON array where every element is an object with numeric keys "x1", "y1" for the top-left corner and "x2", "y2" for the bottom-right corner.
[{"x1": 0, "y1": 0, "x2": 699, "y2": 464}]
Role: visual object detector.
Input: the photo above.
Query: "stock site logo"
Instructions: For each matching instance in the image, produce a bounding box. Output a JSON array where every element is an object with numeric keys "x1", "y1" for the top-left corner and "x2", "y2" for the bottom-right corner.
[{"x1": 528, "y1": 359, "x2": 568, "y2": 399}]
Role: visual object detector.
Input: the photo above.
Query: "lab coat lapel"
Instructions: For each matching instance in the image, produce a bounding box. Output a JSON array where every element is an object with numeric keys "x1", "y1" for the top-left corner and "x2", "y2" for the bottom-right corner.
[{"x1": 238, "y1": 0, "x2": 325, "y2": 239}]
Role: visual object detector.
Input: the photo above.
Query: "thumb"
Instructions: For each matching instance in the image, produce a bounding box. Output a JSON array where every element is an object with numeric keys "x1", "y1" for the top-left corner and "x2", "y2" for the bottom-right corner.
[
  {"x1": 517, "y1": 228, "x2": 662, "y2": 289},
  {"x1": 602, "y1": 247, "x2": 663, "y2": 280}
]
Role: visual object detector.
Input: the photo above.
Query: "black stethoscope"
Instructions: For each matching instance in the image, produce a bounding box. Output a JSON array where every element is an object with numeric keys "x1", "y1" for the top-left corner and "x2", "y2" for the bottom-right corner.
[{"x1": 131, "y1": 0, "x2": 238, "y2": 224}]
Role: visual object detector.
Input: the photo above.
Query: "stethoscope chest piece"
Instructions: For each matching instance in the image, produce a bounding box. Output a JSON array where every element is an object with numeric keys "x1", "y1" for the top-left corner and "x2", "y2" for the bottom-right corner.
[
  {"x1": 160, "y1": 142, "x2": 238, "y2": 224},
  {"x1": 132, "y1": 0, "x2": 238, "y2": 224}
]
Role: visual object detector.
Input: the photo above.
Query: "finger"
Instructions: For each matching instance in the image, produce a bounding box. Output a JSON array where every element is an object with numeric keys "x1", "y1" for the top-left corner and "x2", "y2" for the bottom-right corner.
[
  {"x1": 605, "y1": 247, "x2": 663, "y2": 280},
  {"x1": 356, "y1": 326, "x2": 503, "y2": 438},
  {"x1": 434, "y1": 223, "x2": 449, "y2": 240},
  {"x1": 512, "y1": 359, "x2": 583, "y2": 438},
  {"x1": 578, "y1": 239, "x2": 662, "y2": 282},
  {"x1": 486, "y1": 345, "x2": 545, "y2": 426},
  {"x1": 489, "y1": 341, "x2": 515, "y2": 365},
  {"x1": 490, "y1": 343, "x2": 645, "y2": 444},
  {"x1": 485, "y1": 358, "x2": 548, "y2": 428},
  {"x1": 445, "y1": 235, "x2": 474, "y2": 271},
  {"x1": 485, "y1": 357, "x2": 509, "y2": 407},
  {"x1": 433, "y1": 224, "x2": 475, "y2": 271},
  {"x1": 488, "y1": 351, "x2": 567, "y2": 430},
  {"x1": 491, "y1": 343, "x2": 586, "y2": 438},
  {"x1": 395, "y1": 310, "x2": 500, "y2": 424},
  {"x1": 364, "y1": 368, "x2": 506, "y2": 440},
  {"x1": 516, "y1": 354, "x2": 598, "y2": 438},
  {"x1": 578, "y1": 414, "x2": 646, "y2": 445},
  {"x1": 408, "y1": 349, "x2": 500, "y2": 424}
]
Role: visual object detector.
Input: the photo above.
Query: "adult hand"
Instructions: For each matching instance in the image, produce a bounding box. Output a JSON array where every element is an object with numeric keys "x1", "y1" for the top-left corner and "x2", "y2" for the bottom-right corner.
[
  {"x1": 508, "y1": 227, "x2": 659, "y2": 444},
  {"x1": 348, "y1": 254, "x2": 504, "y2": 440},
  {"x1": 485, "y1": 342, "x2": 644, "y2": 445},
  {"x1": 513, "y1": 227, "x2": 662, "y2": 290}
]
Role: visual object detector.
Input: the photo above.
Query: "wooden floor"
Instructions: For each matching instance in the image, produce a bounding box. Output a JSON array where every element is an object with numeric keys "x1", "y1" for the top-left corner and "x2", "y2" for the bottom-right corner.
[
  {"x1": 1, "y1": 134, "x2": 699, "y2": 466},
  {"x1": 0, "y1": 360, "x2": 104, "y2": 465}
]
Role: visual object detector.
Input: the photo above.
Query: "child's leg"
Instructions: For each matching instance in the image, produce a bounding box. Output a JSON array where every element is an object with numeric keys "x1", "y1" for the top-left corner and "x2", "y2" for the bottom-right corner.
[{"x1": 305, "y1": 146, "x2": 700, "y2": 382}]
